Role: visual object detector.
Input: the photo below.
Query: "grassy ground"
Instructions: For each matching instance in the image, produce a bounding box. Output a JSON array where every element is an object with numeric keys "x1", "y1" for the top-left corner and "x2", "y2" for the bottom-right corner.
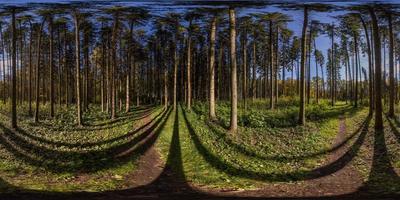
[
  {"x1": 0, "y1": 103, "x2": 164, "y2": 192},
  {"x1": 351, "y1": 107, "x2": 400, "y2": 195},
  {"x1": 0, "y1": 99, "x2": 399, "y2": 195},
  {"x1": 156, "y1": 100, "x2": 366, "y2": 189}
]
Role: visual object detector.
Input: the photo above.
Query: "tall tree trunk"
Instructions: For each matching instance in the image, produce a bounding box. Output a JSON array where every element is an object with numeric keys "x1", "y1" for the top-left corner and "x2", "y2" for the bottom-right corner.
[
  {"x1": 252, "y1": 38, "x2": 256, "y2": 101},
  {"x1": 242, "y1": 30, "x2": 247, "y2": 112},
  {"x1": 370, "y1": 7, "x2": 383, "y2": 129},
  {"x1": 28, "y1": 22, "x2": 33, "y2": 115},
  {"x1": 229, "y1": 7, "x2": 238, "y2": 132},
  {"x1": 126, "y1": 23, "x2": 133, "y2": 113},
  {"x1": 274, "y1": 28, "x2": 279, "y2": 105},
  {"x1": 299, "y1": 6, "x2": 308, "y2": 125},
  {"x1": 187, "y1": 22, "x2": 192, "y2": 111},
  {"x1": 330, "y1": 24, "x2": 335, "y2": 106},
  {"x1": 34, "y1": 21, "x2": 44, "y2": 123},
  {"x1": 74, "y1": 14, "x2": 82, "y2": 126},
  {"x1": 111, "y1": 14, "x2": 119, "y2": 120},
  {"x1": 388, "y1": 13, "x2": 395, "y2": 117},
  {"x1": 173, "y1": 38, "x2": 178, "y2": 111},
  {"x1": 209, "y1": 16, "x2": 217, "y2": 120},
  {"x1": 269, "y1": 21, "x2": 274, "y2": 110},
  {"x1": 11, "y1": 9, "x2": 17, "y2": 129},
  {"x1": 49, "y1": 16, "x2": 55, "y2": 117},
  {"x1": 354, "y1": 34, "x2": 359, "y2": 108},
  {"x1": 307, "y1": 26, "x2": 312, "y2": 104},
  {"x1": 314, "y1": 38, "x2": 319, "y2": 104},
  {"x1": 1, "y1": 24, "x2": 6, "y2": 104}
]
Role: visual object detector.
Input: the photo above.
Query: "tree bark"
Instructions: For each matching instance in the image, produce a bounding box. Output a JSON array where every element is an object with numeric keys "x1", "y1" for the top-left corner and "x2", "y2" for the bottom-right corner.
[
  {"x1": 388, "y1": 13, "x2": 395, "y2": 117},
  {"x1": 11, "y1": 9, "x2": 17, "y2": 129},
  {"x1": 49, "y1": 16, "x2": 55, "y2": 117},
  {"x1": 209, "y1": 16, "x2": 217, "y2": 120},
  {"x1": 74, "y1": 14, "x2": 82, "y2": 126},
  {"x1": 229, "y1": 7, "x2": 238, "y2": 132},
  {"x1": 370, "y1": 7, "x2": 383, "y2": 129},
  {"x1": 299, "y1": 6, "x2": 308, "y2": 125}
]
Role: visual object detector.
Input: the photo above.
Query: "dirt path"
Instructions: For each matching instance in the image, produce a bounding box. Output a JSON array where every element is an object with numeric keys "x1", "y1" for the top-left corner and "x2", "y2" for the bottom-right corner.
[
  {"x1": 0, "y1": 113, "x2": 385, "y2": 200},
  {"x1": 104, "y1": 115, "x2": 365, "y2": 199},
  {"x1": 223, "y1": 116, "x2": 364, "y2": 198}
]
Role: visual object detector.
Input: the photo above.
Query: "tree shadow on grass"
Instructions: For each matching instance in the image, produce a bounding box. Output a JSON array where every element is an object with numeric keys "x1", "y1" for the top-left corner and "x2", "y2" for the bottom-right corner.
[
  {"x1": 31, "y1": 106, "x2": 156, "y2": 132},
  {"x1": 0, "y1": 108, "x2": 171, "y2": 173},
  {"x1": 0, "y1": 107, "x2": 399, "y2": 199},
  {"x1": 182, "y1": 109, "x2": 371, "y2": 182},
  {"x1": 12, "y1": 108, "x2": 164, "y2": 149},
  {"x1": 355, "y1": 116, "x2": 400, "y2": 196},
  {"x1": 205, "y1": 114, "x2": 368, "y2": 162}
]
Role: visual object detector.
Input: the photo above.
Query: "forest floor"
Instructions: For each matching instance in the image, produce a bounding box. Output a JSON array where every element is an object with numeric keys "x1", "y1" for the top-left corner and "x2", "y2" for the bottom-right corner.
[{"x1": 0, "y1": 100, "x2": 399, "y2": 199}]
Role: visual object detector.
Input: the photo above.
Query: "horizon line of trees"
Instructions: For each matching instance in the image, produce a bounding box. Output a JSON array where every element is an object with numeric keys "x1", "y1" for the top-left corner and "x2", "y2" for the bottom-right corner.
[{"x1": 0, "y1": 3, "x2": 399, "y2": 131}]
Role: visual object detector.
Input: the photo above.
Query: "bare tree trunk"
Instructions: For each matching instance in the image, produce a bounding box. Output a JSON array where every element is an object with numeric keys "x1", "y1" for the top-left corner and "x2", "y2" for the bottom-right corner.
[
  {"x1": 187, "y1": 24, "x2": 192, "y2": 110},
  {"x1": 252, "y1": 38, "x2": 256, "y2": 101},
  {"x1": 229, "y1": 7, "x2": 238, "y2": 132},
  {"x1": 34, "y1": 21, "x2": 44, "y2": 123},
  {"x1": 388, "y1": 13, "x2": 395, "y2": 117},
  {"x1": 209, "y1": 17, "x2": 217, "y2": 120},
  {"x1": 28, "y1": 23, "x2": 33, "y2": 115},
  {"x1": 269, "y1": 21, "x2": 274, "y2": 110},
  {"x1": 299, "y1": 6, "x2": 308, "y2": 125},
  {"x1": 49, "y1": 16, "x2": 55, "y2": 117},
  {"x1": 11, "y1": 9, "x2": 17, "y2": 129},
  {"x1": 73, "y1": 14, "x2": 82, "y2": 126},
  {"x1": 370, "y1": 7, "x2": 383, "y2": 129},
  {"x1": 354, "y1": 34, "x2": 359, "y2": 108}
]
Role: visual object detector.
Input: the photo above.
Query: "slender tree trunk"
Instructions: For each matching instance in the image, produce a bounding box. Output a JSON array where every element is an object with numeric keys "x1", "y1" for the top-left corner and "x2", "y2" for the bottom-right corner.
[
  {"x1": 1, "y1": 24, "x2": 6, "y2": 104},
  {"x1": 11, "y1": 9, "x2": 17, "y2": 129},
  {"x1": 164, "y1": 70, "x2": 168, "y2": 109},
  {"x1": 209, "y1": 17, "x2": 217, "y2": 120},
  {"x1": 314, "y1": 38, "x2": 319, "y2": 104},
  {"x1": 269, "y1": 21, "x2": 274, "y2": 110},
  {"x1": 242, "y1": 30, "x2": 247, "y2": 112},
  {"x1": 229, "y1": 7, "x2": 238, "y2": 132},
  {"x1": 34, "y1": 21, "x2": 44, "y2": 123},
  {"x1": 173, "y1": 39, "x2": 178, "y2": 111},
  {"x1": 370, "y1": 7, "x2": 383, "y2": 129},
  {"x1": 299, "y1": 6, "x2": 308, "y2": 125},
  {"x1": 111, "y1": 14, "x2": 119, "y2": 120},
  {"x1": 388, "y1": 13, "x2": 395, "y2": 117},
  {"x1": 74, "y1": 14, "x2": 82, "y2": 126},
  {"x1": 187, "y1": 23, "x2": 192, "y2": 110},
  {"x1": 307, "y1": 27, "x2": 312, "y2": 104},
  {"x1": 28, "y1": 23, "x2": 33, "y2": 115},
  {"x1": 49, "y1": 16, "x2": 55, "y2": 117},
  {"x1": 354, "y1": 34, "x2": 359, "y2": 108},
  {"x1": 252, "y1": 38, "x2": 256, "y2": 101},
  {"x1": 330, "y1": 24, "x2": 335, "y2": 106}
]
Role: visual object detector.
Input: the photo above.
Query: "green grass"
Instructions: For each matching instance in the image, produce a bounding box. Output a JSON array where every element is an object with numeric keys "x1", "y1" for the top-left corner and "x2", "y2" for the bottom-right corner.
[
  {"x1": 350, "y1": 107, "x2": 400, "y2": 195},
  {"x1": 156, "y1": 101, "x2": 364, "y2": 189},
  {"x1": 0, "y1": 102, "x2": 164, "y2": 192},
  {"x1": 0, "y1": 99, "x2": 398, "y2": 195}
]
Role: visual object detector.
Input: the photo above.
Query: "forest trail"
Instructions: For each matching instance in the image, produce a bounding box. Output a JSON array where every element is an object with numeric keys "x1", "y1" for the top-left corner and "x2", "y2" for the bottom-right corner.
[
  {"x1": 231, "y1": 116, "x2": 364, "y2": 198},
  {"x1": 0, "y1": 110, "x2": 377, "y2": 200},
  {"x1": 98, "y1": 113, "x2": 366, "y2": 199}
]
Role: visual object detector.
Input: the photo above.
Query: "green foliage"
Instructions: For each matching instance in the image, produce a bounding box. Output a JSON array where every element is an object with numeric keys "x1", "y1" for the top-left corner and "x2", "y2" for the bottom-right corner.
[
  {"x1": 0, "y1": 102, "x2": 163, "y2": 192},
  {"x1": 155, "y1": 101, "x2": 365, "y2": 189}
]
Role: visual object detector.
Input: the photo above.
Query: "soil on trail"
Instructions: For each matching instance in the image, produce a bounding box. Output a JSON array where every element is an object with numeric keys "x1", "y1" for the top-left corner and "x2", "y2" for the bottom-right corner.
[
  {"x1": 0, "y1": 113, "x2": 398, "y2": 200},
  {"x1": 229, "y1": 116, "x2": 364, "y2": 198}
]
